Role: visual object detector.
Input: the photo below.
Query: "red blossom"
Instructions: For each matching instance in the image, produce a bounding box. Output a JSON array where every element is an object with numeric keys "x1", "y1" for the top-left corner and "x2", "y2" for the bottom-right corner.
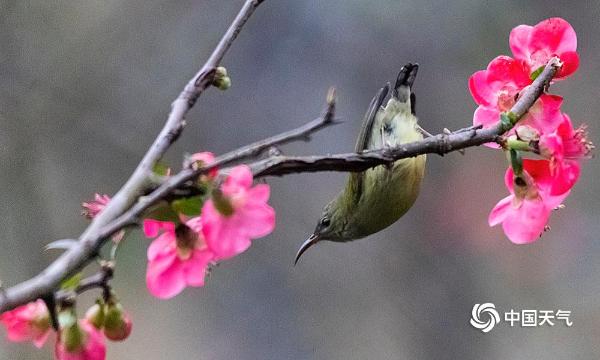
[{"x1": 510, "y1": 17, "x2": 579, "y2": 79}]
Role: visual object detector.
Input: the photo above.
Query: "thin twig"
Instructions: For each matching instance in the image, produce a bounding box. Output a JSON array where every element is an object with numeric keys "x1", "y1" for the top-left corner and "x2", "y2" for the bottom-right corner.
[{"x1": 55, "y1": 264, "x2": 114, "y2": 302}]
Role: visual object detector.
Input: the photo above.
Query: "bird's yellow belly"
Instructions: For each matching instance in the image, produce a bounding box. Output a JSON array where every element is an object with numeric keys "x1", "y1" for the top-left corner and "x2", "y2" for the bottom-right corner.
[{"x1": 352, "y1": 155, "x2": 426, "y2": 238}]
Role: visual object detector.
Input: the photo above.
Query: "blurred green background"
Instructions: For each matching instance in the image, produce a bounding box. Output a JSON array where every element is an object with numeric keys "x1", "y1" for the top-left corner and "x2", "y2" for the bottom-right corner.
[{"x1": 1, "y1": 0, "x2": 599, "y2": 359}]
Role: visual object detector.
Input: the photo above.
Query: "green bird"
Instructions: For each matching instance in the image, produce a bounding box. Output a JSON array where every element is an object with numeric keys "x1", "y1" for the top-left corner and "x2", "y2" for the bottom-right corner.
[{"x1": 295, "y1": 63, "x2": 427, "y2": 264}]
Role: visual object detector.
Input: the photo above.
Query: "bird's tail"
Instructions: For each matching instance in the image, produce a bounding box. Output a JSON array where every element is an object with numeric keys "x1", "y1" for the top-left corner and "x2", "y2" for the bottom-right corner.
[{"x1": 392, "y1": 63, "x2": 418, "y2": 114}]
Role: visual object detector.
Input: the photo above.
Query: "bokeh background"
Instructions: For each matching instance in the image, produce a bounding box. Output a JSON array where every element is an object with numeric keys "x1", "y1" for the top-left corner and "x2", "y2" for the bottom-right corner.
[{"x1": 1, "y1": 0, "x2": 599, "y2": 359}]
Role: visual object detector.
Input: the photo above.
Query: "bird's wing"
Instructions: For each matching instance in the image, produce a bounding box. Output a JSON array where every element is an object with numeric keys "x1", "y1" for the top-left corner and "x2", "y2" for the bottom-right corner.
[
  {"x1": 348, "y1": 84, "x2": 389, "y2": 203},
  {"x1": 354, "y1": 84, "x2": 389, "y2": 153}
]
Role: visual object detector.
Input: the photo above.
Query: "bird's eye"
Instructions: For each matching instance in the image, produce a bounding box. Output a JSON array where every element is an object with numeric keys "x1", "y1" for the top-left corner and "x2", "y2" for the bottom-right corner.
[{"x1": 321, "y1": 217, "x2": 331, "y2": 227}]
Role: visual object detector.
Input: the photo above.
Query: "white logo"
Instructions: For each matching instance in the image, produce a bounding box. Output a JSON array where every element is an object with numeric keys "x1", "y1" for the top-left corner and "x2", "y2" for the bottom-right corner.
[{"x1": 470, "y1": 303, "x2": 501, "y2": 333}]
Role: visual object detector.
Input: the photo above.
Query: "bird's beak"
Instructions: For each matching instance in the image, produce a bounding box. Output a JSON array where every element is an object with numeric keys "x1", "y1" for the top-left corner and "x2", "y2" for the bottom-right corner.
[{"x1": 294, "y1": 233, "x2": 320, "y2": 265}]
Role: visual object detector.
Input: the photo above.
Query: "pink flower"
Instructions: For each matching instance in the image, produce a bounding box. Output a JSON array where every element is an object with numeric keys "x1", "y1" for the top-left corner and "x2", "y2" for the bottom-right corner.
[
  {"x1": 469, "y1": 56, "x2": 563, "y2": 141},
  {"x1": 55, "y1": 320, "x2": 105, "y2": 360},
  {"x1": 0, "y1": 300, "x2": 51, "y2": 348},
  {"x1": 517, "y1": 93, "x2": 563, "y2": 134},
  {"x1": 489, "y1": 159, "x2": 569, "y2": 244},
  {"x1": 81, "y1": 194, "x2": 124, "y2": 243},
  {"x1": 144, "y1": 218, "x2": 214, "y2": 299},
  {"x1": 539, "y1": 114, "x2": 593, "y2": 195},
  {"x1": 201, "y1": 165, "x2": 275, "y2": 260},
  {"x1": 510, "y1": 17, "x2": 579, "y2": 79},
  {"x1": 469, "y1": 55, "x2": 531, "y2": 111},
  {"x1": 81, "y1": 194, "x2": 111, "y2": 219},
  {"x1": 190, "y1": 151, "x2": 218, "y2": 179}
]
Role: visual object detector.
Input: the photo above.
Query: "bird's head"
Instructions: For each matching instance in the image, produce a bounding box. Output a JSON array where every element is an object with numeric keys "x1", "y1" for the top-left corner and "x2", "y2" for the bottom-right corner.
[{"x1": 295, "y1": 200, "x2": 348, "y2": 264}]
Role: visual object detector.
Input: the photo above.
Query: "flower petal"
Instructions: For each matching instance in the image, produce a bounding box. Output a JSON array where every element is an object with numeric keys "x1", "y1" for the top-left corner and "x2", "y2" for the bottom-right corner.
[
  {"x1": 550, "y1": 161, "x2": 580, "y2": 195},
  {"x1": 529, "y1": 17, "x2": 577, "y2": 54},
  {"x1": 222, "y1": 165, "x2": 253, "y2": 195},
  {"x1": 509, "y1": 24, "x2": 533, "y2": 60},
  {"x1": 501, "y1": 198, "x2": 550, "y2": 244},
  {"x1": 183, "y1": 249, "x2": 213, "y2": 287},
  {"x1": 146, "y1": 253, "x2": 186, "y2": 299},
  {"x1": 143, "y1": 220, "x2": 175, "y2": 238},
  {"x1": 488, "y1": 195, "x2": 513, "y2": 226},
  {"x1": 473, "y1": 106, "x2": 500, "y2": 128},
  {"x1": 237, "y1": 203, "x2": 276, "y2": 238},
  {"x1": 147, "y1": 233, "x2": 175, "y2": 261}
]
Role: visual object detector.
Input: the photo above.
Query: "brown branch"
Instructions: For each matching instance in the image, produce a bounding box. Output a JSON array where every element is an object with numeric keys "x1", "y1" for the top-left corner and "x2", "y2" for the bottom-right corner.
[
  {"x1": 0, "y1": 0, "x2": 266, "y2": 313},
  {"x1": 249, "y1": 57, "x2": 561, "y2": 177}
]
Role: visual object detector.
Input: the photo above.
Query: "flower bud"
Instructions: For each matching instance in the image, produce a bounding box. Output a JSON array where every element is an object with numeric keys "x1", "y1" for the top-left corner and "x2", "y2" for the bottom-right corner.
[
  {"x1": 212, "y1": 66, "x2": 231, "y2": 90},
  {"x1": 55, "y1": 320, "x2": 106, "y2": 360},
  {"x1": 515, "y1": 125, "x2": 540, "y2": 142},
  {"x1": 215, "y1": 66, "x2": 228, "y2": 78},
  {"x1": 213, "y1": 76, "x2": 231, "y2": 91},
  {"x1": 85, "y1": 302, "x2": 106, "y2": 329},
  {"x1": 103, "y1": 303, "x2": 132, "y2": 341}
]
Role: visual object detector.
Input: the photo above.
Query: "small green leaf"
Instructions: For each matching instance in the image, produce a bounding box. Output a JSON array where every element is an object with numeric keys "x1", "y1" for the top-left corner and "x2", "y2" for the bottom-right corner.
[
  {"x1": 145, "y1": 203, "x2": 180, "y2": 222},
  {"x1": 152, "y1": 162, "x2": 170, "y2": 176},
  {"x1": 171, "y1": 196, "x2": 203, "y2": 217},
  {"x1": 530, "y1": 66, "x2": 544, "y2": 81},
  {"x1": 60, "y1": 273, "x2": 82, "y2": 291}
]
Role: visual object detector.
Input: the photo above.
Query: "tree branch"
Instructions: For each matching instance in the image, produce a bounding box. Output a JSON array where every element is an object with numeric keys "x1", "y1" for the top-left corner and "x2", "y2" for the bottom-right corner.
[
  {"x1": 0, "y1": 0, "x2": 266, "y2": 313},
  {"x1": 250, "y1": 57, "x2": 561, "y2": 177}
]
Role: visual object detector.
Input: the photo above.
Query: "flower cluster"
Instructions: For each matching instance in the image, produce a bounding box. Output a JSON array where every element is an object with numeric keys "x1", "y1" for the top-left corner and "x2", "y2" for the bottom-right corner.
[
  {"x1": 469, "y1": 18, "x2": 592, "y2": 244},
  {"x1": 77, "y1": 153, "x2": 275, "y2": 299},
  {"x1": 143, "y1": 155, "x2": 275, "y2": 299},
  {"x1": 0, "y1": 298, "x2": 131, "y2": 360}
]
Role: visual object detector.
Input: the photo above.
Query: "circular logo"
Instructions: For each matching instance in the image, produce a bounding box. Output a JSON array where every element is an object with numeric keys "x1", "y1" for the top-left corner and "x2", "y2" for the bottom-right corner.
[{"x1": 470, "y1": 303, "x2": 500, "y2": 333}]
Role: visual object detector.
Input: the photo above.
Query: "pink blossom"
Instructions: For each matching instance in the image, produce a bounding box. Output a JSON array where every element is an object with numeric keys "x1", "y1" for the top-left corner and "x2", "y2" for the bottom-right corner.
[
  {"x1": 489, "y1": 159, "x2": 569, "y2": 244},
  {"x1": 81, "y1": 194, "x2": 111, "y2": 219},
  {"x1": 469, "y1": 55, "x2": 531, "y2": 111},
  {"x1": 81, "y1": 194, "x2": 124, "y2": 242},
  {"x1": 469, "y1": 56, "x2": 563, "y2": 141},
  {"x1": 55, "y1": 320, "x2": 105, "y2": 360},
  {"x1": 517, "y1": 93, "x2": 563, "y2": 134},
  {"x1": 190, "y1": 151, "x2": 218, "y2": 179},
  {"x1": 201, "y1": 165, "x2": 275, "y2": 260},
  {"x1": 0, "y1": 299, "x2": 52, "y2": 348},
  {"x1": 539, "y1": 114, "x2": 593, "y2": 195},
  {"x1": 510, "y1": 17, "x2": 579, "y2": 79},
  {"x1": 144, "y1": 218, "x2": 214, "y2": 299}
]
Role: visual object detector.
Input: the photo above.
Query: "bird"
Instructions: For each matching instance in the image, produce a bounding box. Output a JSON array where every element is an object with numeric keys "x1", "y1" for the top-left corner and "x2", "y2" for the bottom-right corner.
[{"x1": 295, "y1": 63, "x2": 427, "y2": 264}]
